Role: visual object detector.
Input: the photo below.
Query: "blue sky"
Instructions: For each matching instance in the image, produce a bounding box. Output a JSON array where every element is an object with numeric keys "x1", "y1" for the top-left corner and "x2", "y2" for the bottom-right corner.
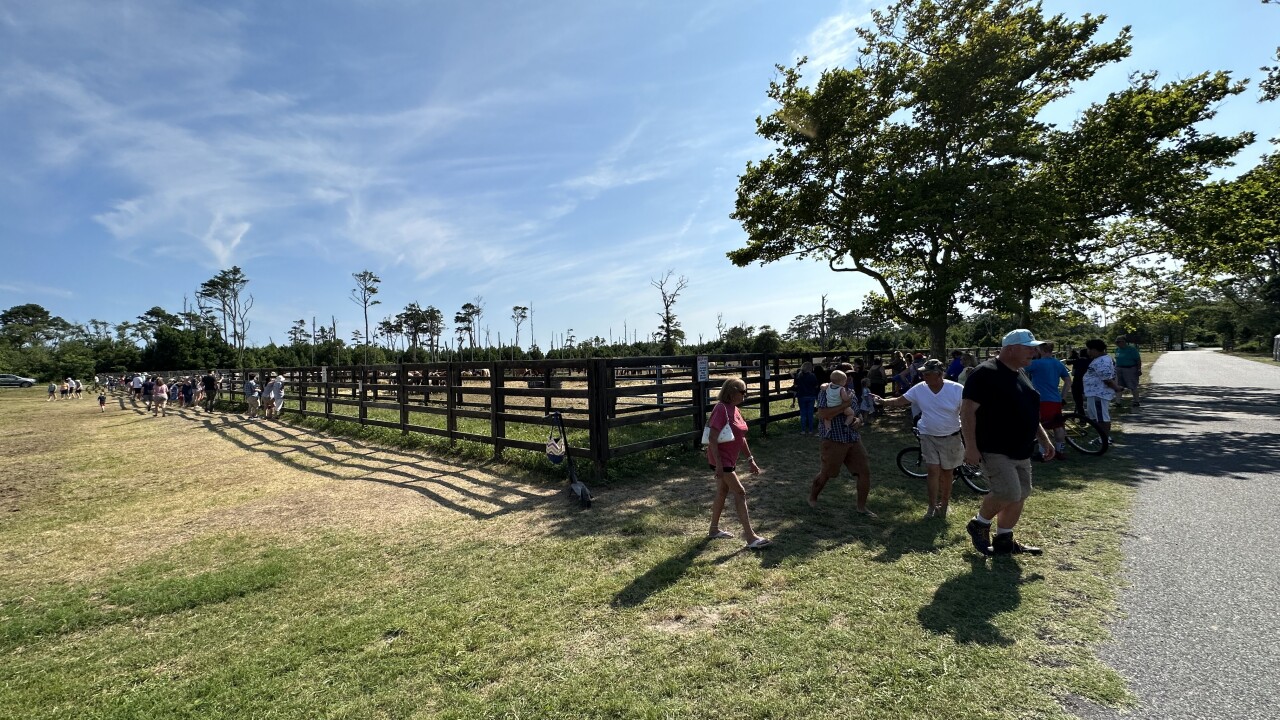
[{"x1": 1, "y1": 0, "x2": 1276, "y2": 349}]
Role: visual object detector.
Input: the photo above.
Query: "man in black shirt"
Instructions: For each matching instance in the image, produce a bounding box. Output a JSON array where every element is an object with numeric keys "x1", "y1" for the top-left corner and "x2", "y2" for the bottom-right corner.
[
  {"x1": 201, "y1": 372, "x2": 219, "y2": 412},
  {"x1": 961, "y1": 329, "x2": 1055, "y2": 556}
]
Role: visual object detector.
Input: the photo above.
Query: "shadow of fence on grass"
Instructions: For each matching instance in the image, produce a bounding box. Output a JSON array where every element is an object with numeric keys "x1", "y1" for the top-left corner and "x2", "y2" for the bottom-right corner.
[{"x1": 112, "y1": 390, "x2": 562, "y2": 523}]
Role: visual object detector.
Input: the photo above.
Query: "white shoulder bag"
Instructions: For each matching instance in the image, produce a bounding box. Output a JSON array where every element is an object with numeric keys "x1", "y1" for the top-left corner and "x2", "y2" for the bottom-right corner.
[{"x1": 700, "y1": 403, "x2": 736, "y2": 447}]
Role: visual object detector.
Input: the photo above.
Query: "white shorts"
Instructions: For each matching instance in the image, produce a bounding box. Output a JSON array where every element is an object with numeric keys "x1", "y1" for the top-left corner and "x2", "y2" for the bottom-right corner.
[{"x1": 1084, "y1": 396, "x2": 1111, "y2": 423}]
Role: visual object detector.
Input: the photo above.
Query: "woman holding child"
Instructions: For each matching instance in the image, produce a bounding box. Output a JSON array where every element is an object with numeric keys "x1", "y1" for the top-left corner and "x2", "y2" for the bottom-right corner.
[{"x1": 706, "y1": 377, "x2": 771, "y2": 549}]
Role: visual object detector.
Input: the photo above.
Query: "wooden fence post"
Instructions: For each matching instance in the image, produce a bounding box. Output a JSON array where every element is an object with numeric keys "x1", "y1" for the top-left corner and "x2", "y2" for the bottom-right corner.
[
  {"x1": 323, "y1": 365, "x2": 332, "y2": 420},
  {"x1": 543, "y1": 368, "x2": 553, "y2": 414},
  {"x1": 693, "y1": 365, "x2": 707, "y2": 450},
  {"x1": 758, "y1": 353, "x2": 770, "y2": 435},
  {"x1": 587, "y1": 358, "x2": 609, "y2": 480},
  {"x1": 299, "y1": 368, "x2": 309, "y2": 414},
  {"x1": 398, "y1": 364, "x2": 408, "y2": 435},
  {"x1": 358, "y1": 365, "x2": 368, "y2": 424},
  {"x1": 446, "y1": 362, "x2": 458, "y2": 443},
  {"x1": 655, "y1": 363, "x2": 664, "y2": 409},
  {"x1": 491, "y1": 361, "x2": 504, "y2": 462}
]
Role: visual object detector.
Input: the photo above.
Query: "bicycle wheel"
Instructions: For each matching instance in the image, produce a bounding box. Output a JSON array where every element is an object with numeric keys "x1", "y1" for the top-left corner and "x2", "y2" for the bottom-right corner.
[
  {"x1": 1064, "y1": 414, "x2": 1110, "y2": 455},
  {"x1": 957, "y1": 464, "x2": 990, "y2": 494},
  {"x1": 896, "y1": 447, "x2": 927, "y2": 478}
]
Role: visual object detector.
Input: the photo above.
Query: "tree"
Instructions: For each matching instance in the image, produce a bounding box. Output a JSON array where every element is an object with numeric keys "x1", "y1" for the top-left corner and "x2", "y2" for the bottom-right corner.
[
  {"x1": 134, "y1": 306, "x2": 181, "y2": 345},
  {"x1": 453, "y1": 307, "x2": 474, "y2": 351},
  {"x1": 730, "y1": 0, "x2": 1250, "y2": 358},
  {"x1": 651, "y1": 270, "x2": 688, "y2": 355},
  {"x1": 287, "y1": 319, "x2": 311, "y2": 346},
  {"x1": 376, "y1": 316, "x2": 402, "y2": 352},
  {"x1": 141, "y1": 325, "x2": 234, "y2": 371},
  {"x1": 511, "y1": 305, "x2": 529, "y2": 351},
  {"x1": 349, "y1": 270, "x2": 381, "y2": 364},
  {"x1": 0, "y1": 304, "x2": 61, "y2": 348},
  {"x1": 721, "y1": 323, "x2": 755, "y2": 353},
  {"x1": 197, "y1": 267, "x2": 253, "y2": 366},
  {"x1": 752, "y1": 325, "x2": 783, "y2": 354},
  {"x1": 422, "y1": 306, "x2": 444, "y2": 360}
]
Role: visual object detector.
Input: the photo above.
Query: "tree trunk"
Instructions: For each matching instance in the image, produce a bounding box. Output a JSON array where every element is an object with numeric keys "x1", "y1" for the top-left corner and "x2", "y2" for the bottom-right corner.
[
  {"x1": 1017, "y1": 286, "x2": 1033, "y2": 329},
  {"x1": 929, "y1": 318, "x2": 948, "y2": 362}
]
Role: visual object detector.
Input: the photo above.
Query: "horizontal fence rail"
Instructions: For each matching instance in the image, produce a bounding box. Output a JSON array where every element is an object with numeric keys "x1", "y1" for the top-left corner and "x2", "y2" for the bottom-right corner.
[{"x1": 139, "y1": 349, "x2": 1002, "y2": 478}]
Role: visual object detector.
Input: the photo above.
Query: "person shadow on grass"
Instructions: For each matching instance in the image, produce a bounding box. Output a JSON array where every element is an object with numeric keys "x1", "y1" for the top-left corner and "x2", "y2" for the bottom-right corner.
[
  {"x1": 611, "y1": 538, "x2": 711, "y2": 608},
  {"x1": 917, "y1": 556, "x2": 1043, "y2": 646}
]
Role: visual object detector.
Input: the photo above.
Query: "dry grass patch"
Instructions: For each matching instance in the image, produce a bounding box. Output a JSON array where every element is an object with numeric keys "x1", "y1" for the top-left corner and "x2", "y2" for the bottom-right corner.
[{"x1": 0, "y1": 391, "x2": 577, "y2": 586}]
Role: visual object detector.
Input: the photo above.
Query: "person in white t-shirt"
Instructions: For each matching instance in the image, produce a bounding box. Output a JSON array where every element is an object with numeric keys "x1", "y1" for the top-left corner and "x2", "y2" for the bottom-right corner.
[
  {"x1": 876, "y1": 358, "x2": 966, "y2": 519},
  {"x1": 1083, "y1": 338, "x2": 1122, "y2": 439}
]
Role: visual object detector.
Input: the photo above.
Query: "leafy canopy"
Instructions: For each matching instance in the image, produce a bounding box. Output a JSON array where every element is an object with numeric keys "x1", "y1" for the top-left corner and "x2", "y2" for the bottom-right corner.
[{"x1": 730, "y1": 0, "x2": 1250, "y2": 356}]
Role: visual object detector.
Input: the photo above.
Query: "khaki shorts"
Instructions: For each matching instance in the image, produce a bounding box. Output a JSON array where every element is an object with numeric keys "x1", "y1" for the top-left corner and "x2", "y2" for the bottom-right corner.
[
  {"x1": 979, "y1": 452, "x2": 1033, "y2": 503},
  {"x1": 246, "y1": 396, "x2": 260, "y2": 414},
  {"x1": 920, "y1": 433, "x2": 964, "y2": 470},
  {"x1": 1116, "y1": 366, "x2": 1140, "y2": 392}
]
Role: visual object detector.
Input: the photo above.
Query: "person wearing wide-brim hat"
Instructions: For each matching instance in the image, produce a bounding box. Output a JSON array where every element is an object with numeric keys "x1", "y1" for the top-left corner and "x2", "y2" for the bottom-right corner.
[
  {"x1": 263, "y1": 373, "x2": 286, "y2": 420},
  {"x1": 877, "y1": 357, "x2": 966, "y2": 519},
  {"x1": 960, "y1": 330, "x2": 1056, "y2": 557}
]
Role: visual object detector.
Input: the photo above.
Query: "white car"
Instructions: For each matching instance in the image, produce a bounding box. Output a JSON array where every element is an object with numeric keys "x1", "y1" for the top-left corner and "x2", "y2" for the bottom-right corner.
[{"x1": 0, "y1": 373, "x2": 37, "y2": 388}]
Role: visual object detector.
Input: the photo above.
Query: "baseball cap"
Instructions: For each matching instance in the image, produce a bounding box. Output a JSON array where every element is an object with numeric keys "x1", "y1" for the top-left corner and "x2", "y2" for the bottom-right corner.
[
  {"x1": 1001, "y1": 329, "x2": 1044, "y2": 347},
  {"x1": 921, "y1": 358, "x2": 945, "y2": 373}
]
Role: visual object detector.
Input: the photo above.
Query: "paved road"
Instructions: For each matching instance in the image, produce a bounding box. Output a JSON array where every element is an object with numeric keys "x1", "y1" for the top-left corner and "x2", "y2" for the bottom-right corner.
[{"x1": 1072, "y1": 349, "x2": 1280, "y2": 720}]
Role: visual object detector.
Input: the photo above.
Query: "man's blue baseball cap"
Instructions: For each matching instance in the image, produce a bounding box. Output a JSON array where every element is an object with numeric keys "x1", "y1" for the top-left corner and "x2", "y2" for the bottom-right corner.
[{"x1": 1001, "y1": 329, "x2": 1044, "y2": 347}]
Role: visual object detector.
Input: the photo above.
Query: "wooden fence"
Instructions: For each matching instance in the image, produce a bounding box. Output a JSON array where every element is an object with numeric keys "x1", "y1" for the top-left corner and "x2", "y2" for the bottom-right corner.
[{"x1": 149, "y1": 349, "x2": 1004, "y2": 478}]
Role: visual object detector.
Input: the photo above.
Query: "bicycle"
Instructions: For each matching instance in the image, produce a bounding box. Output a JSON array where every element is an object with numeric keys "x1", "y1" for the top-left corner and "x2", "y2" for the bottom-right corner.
[
  {"x1": 1061, "y1": 410, "x2": 1110, "y2": 455},
  {"x1": 895, "y1": 428, "x2": 990, "y2": 495}
]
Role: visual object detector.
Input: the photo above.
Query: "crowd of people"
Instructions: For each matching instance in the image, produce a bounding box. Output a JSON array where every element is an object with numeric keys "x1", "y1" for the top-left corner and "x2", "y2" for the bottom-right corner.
[
  {"x1": 77, "y1": 370, "x2": 291, "y2": 420},
  {"x1": 704, "y1": 330, "x2": 1141, "y2": 556}
]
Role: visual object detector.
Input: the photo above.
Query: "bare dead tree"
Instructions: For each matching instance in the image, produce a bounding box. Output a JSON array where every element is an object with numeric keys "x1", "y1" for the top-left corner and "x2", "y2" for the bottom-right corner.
[{"x1": 651, "y1": 270, "x2": 689, "y2": 355}]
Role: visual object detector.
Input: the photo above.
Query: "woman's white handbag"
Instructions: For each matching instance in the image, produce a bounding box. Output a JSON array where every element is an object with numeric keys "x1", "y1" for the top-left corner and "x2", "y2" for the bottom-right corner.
[{"x1": 700, "y1": 404, "x2": 736, "y2": 446}]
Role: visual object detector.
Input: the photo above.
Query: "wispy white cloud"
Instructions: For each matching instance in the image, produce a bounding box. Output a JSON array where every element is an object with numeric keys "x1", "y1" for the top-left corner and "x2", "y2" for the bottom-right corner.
[
  {"x1": 199, "y1": 214, "x2": 252, "y2": 269},
  {"x1": 561, "y1": 121, "x2": 670, "y2": 196},
  {"x1": 802, "y1": 5, "x2": 873, "y2": 73},
  {"x1": 0, "y1": 282, "x2": 74, "y2": 299},
  {"x1": 0, "y1": 3, "x2": 585, "y2": 283}
]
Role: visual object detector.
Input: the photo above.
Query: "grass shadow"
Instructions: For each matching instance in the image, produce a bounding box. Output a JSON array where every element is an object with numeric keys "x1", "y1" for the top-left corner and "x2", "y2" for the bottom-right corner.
[
  {"x1": 611, "y1": 537, "x2": 712, "y2": 608},
  {"x1": 917, "y1": 556, "x2": 1043, "y2": 646}
]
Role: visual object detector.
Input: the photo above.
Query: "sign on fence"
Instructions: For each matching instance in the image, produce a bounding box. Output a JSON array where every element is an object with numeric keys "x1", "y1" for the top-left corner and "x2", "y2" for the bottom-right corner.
[{"x1": 696, "y1": 355, "x2": 709, "y2": 383}]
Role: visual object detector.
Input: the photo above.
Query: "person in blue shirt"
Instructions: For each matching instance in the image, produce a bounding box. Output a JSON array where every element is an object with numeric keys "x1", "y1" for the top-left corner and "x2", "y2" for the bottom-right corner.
[
  {"x1": 945, "y1": 350, "x2": 965, "y2": 381},
  {"x1": 1025, "y1": 341, "x2": 1071, "y2": 458},
  {"x1": 792, "y1": 362, "x2": 820, "y2": 435}
]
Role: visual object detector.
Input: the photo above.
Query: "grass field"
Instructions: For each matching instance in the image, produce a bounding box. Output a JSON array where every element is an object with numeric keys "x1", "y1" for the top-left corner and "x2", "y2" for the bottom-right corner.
[{"x1": 1, "y1": 385, "x2": 1138, "y2": 719}]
